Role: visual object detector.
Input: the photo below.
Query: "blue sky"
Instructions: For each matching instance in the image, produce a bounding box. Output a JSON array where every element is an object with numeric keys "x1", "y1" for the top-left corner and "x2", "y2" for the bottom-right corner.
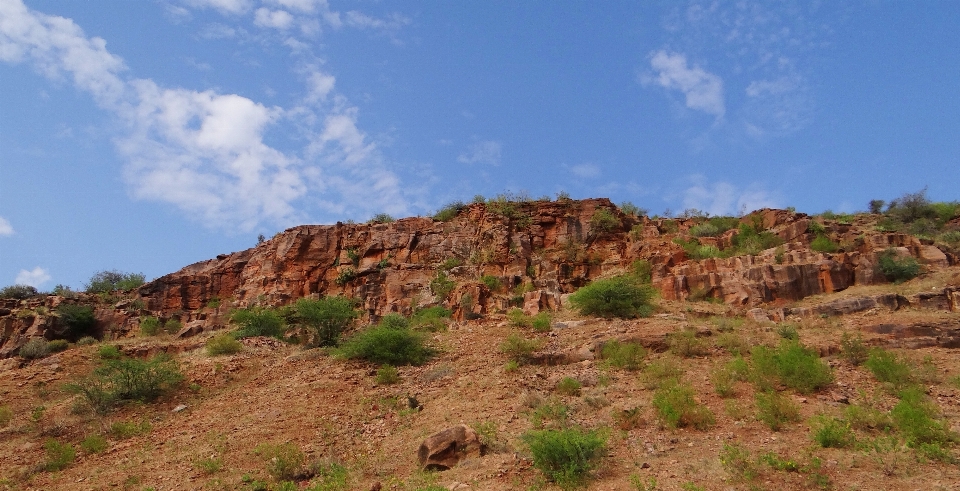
[{"x1": 1, "y1": 0, "x2": 959, "y2": 290}]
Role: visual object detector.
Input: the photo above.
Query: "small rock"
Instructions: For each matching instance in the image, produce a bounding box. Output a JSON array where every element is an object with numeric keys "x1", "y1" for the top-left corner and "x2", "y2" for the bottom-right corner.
[{"x1": 172, "y1": 404, "x2": 188, "y2": 413}]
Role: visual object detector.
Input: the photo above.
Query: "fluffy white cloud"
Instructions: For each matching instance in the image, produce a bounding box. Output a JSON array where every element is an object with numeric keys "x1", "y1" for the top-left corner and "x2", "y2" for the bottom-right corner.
[
  {"x1": 0, "y1": 216, "x2": 13, "y2": 236},
  {"x1": 682, "y1": 176, "x2": 779, "y2": 216},
  {"x1": 0, "y1": 0, "x2": 408, "y2": 231},
  {"x1": 648, "y1": 50, "x2": 725, "y2": 118},
  {"x1": 253, "y1": 8, "x2": 294, "y2": 30},
  {"x1": 15, "y1": 267, "x2": 51, "y2": 288},
  {"x1": 568, "y1": 163, "x2": 600, "y2": 179},
  {"x1": 457, "y1": 140, "x2": 502, "y2": 166}
]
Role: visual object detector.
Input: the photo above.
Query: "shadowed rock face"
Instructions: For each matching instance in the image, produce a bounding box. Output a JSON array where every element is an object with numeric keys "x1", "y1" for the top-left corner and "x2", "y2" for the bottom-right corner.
[{"x1": 1, "y1": 200, "x2": 955, "y2": 357}]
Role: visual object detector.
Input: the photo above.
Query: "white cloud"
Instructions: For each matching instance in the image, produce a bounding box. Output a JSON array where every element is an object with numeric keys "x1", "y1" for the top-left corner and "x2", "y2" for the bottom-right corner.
[
  {"x1": 0, "y1": 216, "x2": 13, "y2": 236},
  {"x1": 185, "y1": 0, "x2": 251, "y2": 15},
  {"x1": 305, "y1": 69, "x2": 335, "y2": 102},
  {"x1": 682, "y1": 175, "x2": 779, "y2": 216},
  {"x1": 457, "y1": 141, "x2": 502, "y2": 166},
  {"x1": 15, "y1": 267, "x2": 51, "y2": 288},
  {"x1": 266, "y1": 0, "x2": 323, "y2": 13},
  {"x1": 1, "y1": 0, "x2": 408, "y2": 231},
  {"x1": 568, "y1": 163, "x2": 600, "y2": 179},
  {"x1": 647, "y1": 50, "x2": 725, "y2": 118},
  {"x1": 199, "y1": 23, "x2": 237, "y2": 39},
  {"x1": 254, "y1": 8, "x2": 294, "y2": 30},
  {"x1": 344, "y1": 11, "x2": 410, "y2": 31}
]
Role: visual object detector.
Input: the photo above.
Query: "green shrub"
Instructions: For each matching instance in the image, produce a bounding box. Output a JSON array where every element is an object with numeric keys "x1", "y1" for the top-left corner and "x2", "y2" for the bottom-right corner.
[
  {"x1": 840, "y1": 332, "x2": 869, "y2": 366},
  {"x1": 0, "y1": 284, "x2": 38, "y2": 299},
  {"x1": 66, "y1": 354, "x2": 182, "y2": 414},
  {"x1": 434, "y1": 201, "x2": 466, "y2": 221},
  {"x1": 523, "y1": 426, "x2": 607, "y2": 489},
  {"x1": 85, "y1": 270, "x2": 145, "y2": 293},
  {"x1": 641, "y1": 358, "x2": 683, "y2": 389},
  {"x1": 810, "y1": 235, "x2": 839, "y2": 253},
  {"x1": 367, "y1": 213, "x2": 395, "y2": 224},
  {"x1": 43, "y1": 439, "x2": 76, "y2": 471},
  {"x1": 19, "y1": 338, "x2": 50, "y2": 359},
  {"x1": 47, "y1": 339, "x2": 69, "y2": 353},
  {"x1": 140, "y1": 316, "x2": 162, "y2": 336},
  {"x1": 499, "y1": 333, "x2": 542, "y2": 365},
  {"x1": 206, "y1": 334, "x2": 243, "y2": 356},
  {"x1": 877, "y1": 249, "x2": 921, "y2": 283},
  {"x1": 711, "y1": 360, "x2": 747, "y2": 398},
  {"x1": 755, "y1": 390, "x2": 801, "y2": 431},
  {"x1": 375, "y1": 365, "x2": 400, "y2": 385},
  {"x1": 56, "y1": 304, "x2": 96, "y2": 340},
  {"x1": 294, "y1": 296, "x2": 359, "y2": 347},
  {"x1": 619, "y1": 202, "x2": 645, "y2": 217},
  {"x1": 653, "y1": 382, "x2": 715, "y2": 430},
  {"x1": 97, "y1": 344, "x2": 122, "y2": 360},
  {"x1": 531, "y1": 312, "x2": 551, "y2": 332},
  {"x1": 845, "y1": 402, "x2": 893, "y2": 432},
  {"x1": 667, "y1": 329, "x2": 707, "y2": 357},
  {"x1": 480, "y1": 275, "x2": 501, "y2": 291},
  {"x1": 306, "y1": 462, "x2": 349, "y2": 491},
  {"x1": 411, "y1": 306, "x2": 451, "y2": 332},
  {"x1": 751, "y1": 341, "x2": 833, "y2": 394},
  {"x1": 255, "y1": 442, "x2": 305, "y2": 482},
  {"x1": 719, "y1": 443, "x2": 758, "y2": 482},
  {"x1": 776, "y1": 323, "x2": 800, "y2": 341},
  {"x1": 891, "y1": 387, "x2": 956, "y2": 447},
  {"x1": 713, "y1": 332, "x2": 750, "y2": 355},
  {"x1": 689, "y1": 222, "x2": 720, "y2": 237},
  {"x1": 194, "y1": 456, "x2": 224, "y2": 475},
  {"x1": 590, "y1": 208, "x2": 620, "y2": 234},
  {"x1": 163, "y1": 318, "x2": 182, "y2": 334},
  {"x1": 231, "y1": 307, "x2": 286, "y2": 339},
  {"x1": 810, "y1": 416, "x2": 855, "y2": 448},
  {"x1": 335, "y1": 268, "x2": 356, "y2": 286},
  {"x1": 864, "y1": 349, "x2": 915, "y2": 391},
  {"x1": 430, "y1": 271, "x2": 455, "y2": 299},
  {"x1": 76, "y1": 336, "x2": 97, "y2": 346},
  {"x1": 555, "y1": 377, "x2": 582, "y2": 396},
  {"x1": 338, "y1": 321, "x2": 434, "y2": 366},
  {"x1": 568, "y1": 275, "x2": 655, "y2": 319},
  {"x1": 600, "y1": 340, "x2": 646, "y2": 371},
  {"x1": 80, "y1": 434, "x2": 108, "y2": 454},
  {"x1": 731, "y1": 222, "x2": 784, "y2": 256},
  {"x1": 108, "y1": 420, "x2": 151, "y2": 439}
]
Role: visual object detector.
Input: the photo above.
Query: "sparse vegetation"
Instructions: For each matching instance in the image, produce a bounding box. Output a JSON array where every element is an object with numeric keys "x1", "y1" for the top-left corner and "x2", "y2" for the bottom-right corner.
[
  {"x1": 66, "y1": 354, "x2": 183, "y2": 414},
  {"x1": 43, "y1": 439, "x2": 76, "y2": 471},
  {"x1": 0, "y1": 284, "x2": 39, "y2": 299},
  {"x1": 599, "y1": 340, "x2": 646, "y2": 371},
  {"x1": 56, "y1": 303, "x2": 97, "y2": 340},
  {"x1": 434, "y1": 200, "x2": 467, "y2": 221},
  {"x1": 652, "y1": 382, "x2": 715, "y2": 430},
  {"x1": 555, "y1": 377, "x2": 582, "y2": 396},
  {"x1": 375, "y1": 365, "x2": 400, "y2": 385},
  {"x1": 80, "y1": 434, "x2": 108, "y2": 454},
  {"x1": 429, "y1": 271, "x2": 456, "y2": 299},
  {"x1": 877, "y1": 248, "x2": 921, "y2": 283},
  {"x1": 589, "y1": 208, "x2": 620, "y2": 234},
  {"x1": 294, "y1": 296, "x2": 359, "y2": 347},
  {"x1": 206, "y1": 333, "x2": 243, "y2": 355},
  {"x1": 254, "y1": 442, "x2": 305, "y2": 482},
  {"x1": 755, "y1": 390, "x2": 801, "y2": 431},
  {"x1": 750, "y1": 341, "x2": 833, "y2": 394},
  {"x1": 810, "y1": 415, "x2": 855, "y2": 448},
  {"x1": 20, "y1": 338, "x2": 50, "y2": 359},
  {"x1": 140, "y1": 315, "x2": 162, "y2": 336},
  {"x1": 231, "y1": 306, "x2": 286, "y2": 339},
  {"x1": 85, "y1": 270, "x2": 146, "y2": 293},
  {"x1": 810, "y1": 234, "x2": 839, "y2": 253},
  {"x1": 338, "y1": 316, "x2": 434, "y2": 366},
  {"x1": 500, "y1": 332, "x2": 543, "y2": 365}
]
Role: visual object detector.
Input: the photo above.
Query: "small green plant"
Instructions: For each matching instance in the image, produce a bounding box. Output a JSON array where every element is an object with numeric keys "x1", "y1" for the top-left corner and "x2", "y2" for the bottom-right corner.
[
  {"x1": 195, "y1": 455, "x2": 224, "y2": 475},
  {"x1": 206, "y1": 334, "x2": 243, "y2": 355},
  {"x1": 140, "y1": 316, "x2": 162, "y2": 336},
  {"x1": 231, "y1": 306, "x2": 286, "y2": 339},
  {"x1": 652, "y1": 382, "x2": 715, "y2": 430},
  {"x1": 255, "y1": 442, "x2": 305, "y2": 482},
  {"x1": 877, "y1": 249, "x2": 921, "y2": 283},
  {"x1": 434, "y1": 201, "x2": 466, "y2": 221},
  {"x1": 719, "y1": 443, "x2": 757, "y2": 481},
  {"x1": 891, "y1": 387, "x2": 956, "y2": 448},
  {"x1": 810, "y1": 235, "x2": 839, "y2": 253},
  {"x1": 108, "y1": 419, "x2": 151, "y2": 439},
  {"x1": 641, "y1": 358, "x2": 683, "y2": 389},
  {"x1": 338, "y1": 319, "x2": 434, "y2": 366},
  {"x1": 568, "y1": 275, "x2": 656, "y2": 319},
  {"x1": 531, "y1": 312, "x2": 551, "y2": 331},
  {"x1": 529, "y1": 398, "x2": 570, "y2": 429},
  {"x1": 523, "y1": 426, "x2": 607, "y2": 489},
  {"x1": 19, "y1": 338, "x2": 50, "y2": 359},
  {"x1": 619, "y1": 202, "x2": 645, "y2": 217},
  {"x1": 66, "y1": 354, "x2": 183, "y2": 414},
  {"x1": 80, "y1": 434, "x2": 108, "y2": 454},
  {"x1": 776, "y1": 323, "x2": 800, "y2": 341},
  {"x1": 810, "y1": 415, "x2": 855, "y2": 448},
  {"x1": 845, "y1": 399, "x2": 894, "y2": 432},
  {"x1": 368, "y1": 213, "x2": 395, "y2": 224},
  {"x1": 755, "y1": 391, "x2": 801, "y2": 431},
  {"x1": 163, "y1": 318, "x2": 182, "y2": 334},
  {"x1": 294, "y1": 296, "x2": 359, "y2": 347},
  {"x1": 335, "y1": 268, "x2": 356, "y2": 286},
  {"x1": 667, "y1": 329, "x2": 706, "y2": 357},
  {"x1": 97, "y1": 344, "x2": 122, "y2": 359},
  {"x1": 43, "y1": 439, "x2": 76, "y2": 471},
  {"x1": 864, "y1": 348, "x2": 915, "y2": 391},
  {"x1": 504, "y1": 360, "x2": 520, "y2": 372},
  {"x1": 590, "y1": 208, "x2": 620, "y2": 234},
  {"x1": 840, "y1": 332, "x2": 869, "y2": 365},
  {"x1": 206, "y1": 297, "x2": 222, "y2": 309},
  {"x1": 713, "y1": 332, "x2": 750, "y2": 355},
  {"x1": 555, "y1": 377, "x2": 582, "y2": 396},
  {"x1": 499, "y1": 332, "x2": 543, "y2": 365},
  {"x1": 614, "y1": 407, "x2": 645, "y2": 431},
  {"x1": 76, "y1": 336, "x2": 97, "y2": 346},
  {"x1": 375, "y1": 365, "x2": 400, "y2": 385},
  {"x1": 480, "y1": 275, "x2": 501, "y2": 291},
  {"x1": 0, "y1": 284, "x2": 39, "y2": 299},
  {"x1": 750, "y1": 341, "x2": 833, "y2": 394},
  {"x1": 410, "y1": 306, "x2": 451, "y2": 332},
  {"x1": 600, "y1": 340, "x2": 646, "y2": 371},
  {"x1": 430, "y1": 271, "x2": 456, "y2": 299},
  {"x1": 47, "y1": 339, "x2": 69, "y2": 353}
]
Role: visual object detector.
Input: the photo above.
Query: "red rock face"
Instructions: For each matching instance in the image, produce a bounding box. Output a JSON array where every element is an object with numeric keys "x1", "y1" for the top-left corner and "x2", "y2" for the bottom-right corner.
[{"x1": 1, "y1": 201, "x2": 954, "y2": 357}]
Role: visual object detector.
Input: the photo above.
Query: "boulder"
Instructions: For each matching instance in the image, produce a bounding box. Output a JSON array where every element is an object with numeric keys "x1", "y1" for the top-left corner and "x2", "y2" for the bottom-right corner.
[{"x1": 417, "y1": 425, "x2": 484, "y2": 470}]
